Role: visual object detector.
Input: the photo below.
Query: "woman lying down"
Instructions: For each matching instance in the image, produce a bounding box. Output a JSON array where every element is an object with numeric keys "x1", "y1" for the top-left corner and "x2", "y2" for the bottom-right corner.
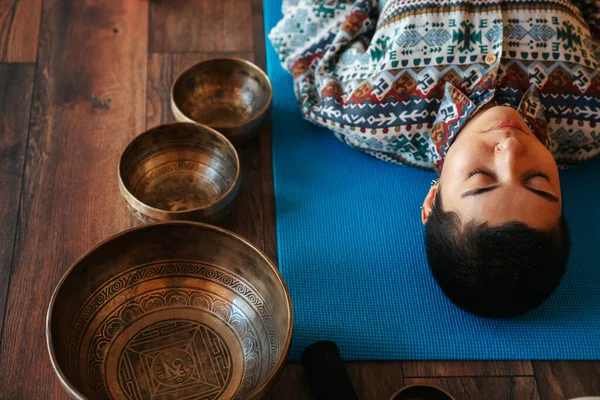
[{"x1": 269, "y1": 0, "x2": 600, "y2": 317}]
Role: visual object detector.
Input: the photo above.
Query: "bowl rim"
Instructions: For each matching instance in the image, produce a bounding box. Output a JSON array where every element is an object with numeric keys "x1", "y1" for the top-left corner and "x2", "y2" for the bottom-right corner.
[
  {"x1": 46, "y1": 221, "x2": 294, "y2": 400},
  {"x1": 117, "y1": 121, "x2": 241, "y2": 215},
  {"x1": 170, "y1": 56, "x2": 273, "y2": 129}
]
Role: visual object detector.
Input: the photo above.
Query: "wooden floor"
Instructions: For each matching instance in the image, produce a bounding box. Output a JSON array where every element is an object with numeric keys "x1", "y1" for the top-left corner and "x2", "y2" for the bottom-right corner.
[{"x1": 0, "y1": 0, "x2": 598, "y2": 399}]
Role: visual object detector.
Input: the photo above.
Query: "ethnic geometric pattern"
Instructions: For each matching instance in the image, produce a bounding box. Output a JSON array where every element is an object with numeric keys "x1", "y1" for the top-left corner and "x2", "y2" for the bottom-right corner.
[{"x1": 270, "y1": 0, "x2": 600, "y2": 169}]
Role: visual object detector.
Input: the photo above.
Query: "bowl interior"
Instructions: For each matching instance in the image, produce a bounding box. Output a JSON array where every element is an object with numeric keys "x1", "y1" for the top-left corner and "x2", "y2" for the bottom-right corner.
[
  {"x1": 120, "y1": 124, "x2": 238, "y2": 213},
  {"x1": 172, "y1": 59, "x2": 271, "y2": 128},
  {"x1": 48, "y1": 223, "x2": 291, "y2": 400}
]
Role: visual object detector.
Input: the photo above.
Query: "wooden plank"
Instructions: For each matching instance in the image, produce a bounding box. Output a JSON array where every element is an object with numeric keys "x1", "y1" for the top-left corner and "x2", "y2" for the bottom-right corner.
[
  {"x1": 251, "y1": 0, "x2": 266, "y2": 71},
  {"x1": 402, "y1": 360, "x2": 534, "y2": 378},
  {"x1": 150, "y1": 0, "x2": 254, "y2": 53},
  {"x1": 0, "y1": 64, "x2": 34, "y2": 157},
  {"x1": 0, "y1": 0, "x2": 148, "y2": 397},
  {"x1": 534, "y1": 361, "x2": 600, "y2": 400},
  {"x1": 145, "y1": 51, "x2": 264, "y2": 248},
  {"x1": 259, "y1": 118, "x2": 278, "y2": 261},
  {"x1": 0, "y1": 157, "x2": 26, "y2": 338},
  {"x1": 347, "y1": 361, "x2": 405, "y2": 400},
  {"x1": 0, "y1": 0, "x2": 42, "y2": 62},
  {"x1": 271, "y1": 363, "x2": 312, "y2": 400},
  {"x1": 221, "y1": 136, "x2": 266, "y2": 249},
  {"x1": 0, "y1": 63, "x2": 35, "y2": 340},
  {"x1": 405, "y1": 377, "x2": 540, "y2": 400},
  {"x1": 271, "y1": 361, "x2": 404, "y2": 399}
]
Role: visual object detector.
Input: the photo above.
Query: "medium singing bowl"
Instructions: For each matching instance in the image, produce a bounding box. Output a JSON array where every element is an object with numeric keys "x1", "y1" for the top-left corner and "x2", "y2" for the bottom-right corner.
[
  {"x1": 118, "y1": 122, "x2": 240, "y2": 223},
  {"x1": 171, "y1": 57, "x2": 272, "y2": 145},
  {"x1": 46, "y1": 222, "x2": 293, "y2": 400}
]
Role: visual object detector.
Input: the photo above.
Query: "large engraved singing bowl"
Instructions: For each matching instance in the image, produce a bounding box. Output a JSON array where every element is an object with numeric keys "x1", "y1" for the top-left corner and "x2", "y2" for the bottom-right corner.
[
  {"x1": 118, "y1": 122, "x2": 240, "y2": 223},
  {"x1": 171, "y1": 58, "x2": 272, "y2": 145},
  {"x1": 46, "y1": 222, "x2": 293, "y2": 400}
]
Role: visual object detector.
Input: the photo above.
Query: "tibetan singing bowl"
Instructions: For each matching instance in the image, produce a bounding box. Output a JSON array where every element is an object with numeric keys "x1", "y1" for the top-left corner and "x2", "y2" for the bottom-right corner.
[
  {"x1": 46, "y1": 222, "x2": 293, "y2": 400},
  {"x1": 118, "y1": 122, "x2": 240, "y2": 223},
  {"x1": 171, "y1": 57, "x2": 272, "y2": 145}
]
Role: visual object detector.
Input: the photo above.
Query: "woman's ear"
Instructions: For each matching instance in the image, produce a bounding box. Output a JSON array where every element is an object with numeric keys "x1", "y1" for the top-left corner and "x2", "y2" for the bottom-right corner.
[{"x1": 421, "y1": 184, "x2": 438, "y2": 225}]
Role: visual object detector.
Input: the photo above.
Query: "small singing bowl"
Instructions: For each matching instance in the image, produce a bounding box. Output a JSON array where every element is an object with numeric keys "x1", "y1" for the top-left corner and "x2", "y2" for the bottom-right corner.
[
  {"x1": 46, "y1": 222, "x2": 293, "y2": 400},
  {"x1": 118, "y1": 122, "x2": 240, "y2": 223},
  {"x1": 171, "y1": 57, "x2": 272, "y2": 145}
]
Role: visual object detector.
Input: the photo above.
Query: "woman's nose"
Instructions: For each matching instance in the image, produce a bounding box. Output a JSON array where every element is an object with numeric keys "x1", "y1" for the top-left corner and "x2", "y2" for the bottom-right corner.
[{"x1": 496, "y1": 136, "x2": 524, "y2": 155}]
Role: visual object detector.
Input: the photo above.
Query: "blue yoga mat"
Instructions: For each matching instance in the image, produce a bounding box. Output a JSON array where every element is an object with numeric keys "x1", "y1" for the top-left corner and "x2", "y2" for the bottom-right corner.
[{"x1": 263, "y1": 0, "x2": 600, "y2": 360}]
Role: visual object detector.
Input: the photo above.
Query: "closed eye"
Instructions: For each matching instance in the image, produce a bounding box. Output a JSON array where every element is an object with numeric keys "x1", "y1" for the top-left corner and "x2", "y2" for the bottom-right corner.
[
  {"x1": 467, "y1": 168, "x2": 496, "y2": 179},
  {"x1": 522, "y1": 170, "x2": 551, "y2": 182},
  {"x1": 467, "y1": 169, "x2": 551, "y2": 182},
  {"x1": 462, "y1": 169, "x2": 558, "y2": 202}
]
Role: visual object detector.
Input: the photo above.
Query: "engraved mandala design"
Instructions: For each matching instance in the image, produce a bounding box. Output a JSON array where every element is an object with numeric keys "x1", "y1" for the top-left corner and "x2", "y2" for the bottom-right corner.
[
  {"x1": 117, "y1": 319, "x2": 233, "y2": 400},
  {"x1": 66, "y1": 261, "x2": 280, "y2": 400}
]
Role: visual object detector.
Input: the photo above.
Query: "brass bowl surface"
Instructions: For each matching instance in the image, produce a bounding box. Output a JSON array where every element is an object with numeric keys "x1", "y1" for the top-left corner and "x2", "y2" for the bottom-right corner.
[
  {"x1": 118, "y1": 123, "x2": 240, "y2": 223},
  {"x1": 171, "y1": 58, "x2": 272, "y2": 145},
  {"x1": 47, "y1": 222, "x2": 293, "y2": 400}
]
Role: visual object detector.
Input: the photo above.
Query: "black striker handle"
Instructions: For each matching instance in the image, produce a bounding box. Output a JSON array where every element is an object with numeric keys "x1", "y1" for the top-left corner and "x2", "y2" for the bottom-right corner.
[{"x1": 301, "y1": 341, "x2": 360, "y2": 400}]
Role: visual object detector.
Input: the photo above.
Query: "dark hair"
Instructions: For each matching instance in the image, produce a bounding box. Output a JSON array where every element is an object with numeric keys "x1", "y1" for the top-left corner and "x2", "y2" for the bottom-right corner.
[{"x1": 424, "y1": 189, "x2": 570, "y2": 318}]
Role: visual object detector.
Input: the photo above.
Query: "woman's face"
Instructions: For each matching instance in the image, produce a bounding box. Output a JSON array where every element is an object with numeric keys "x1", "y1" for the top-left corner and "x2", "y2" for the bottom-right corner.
[{"x1": 422, "y1": 106, "x2": 562, "y2": 229}]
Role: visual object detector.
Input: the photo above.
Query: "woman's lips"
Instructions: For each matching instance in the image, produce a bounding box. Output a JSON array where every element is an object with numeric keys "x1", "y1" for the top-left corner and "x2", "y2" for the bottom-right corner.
[{"x1": 487, "y1": 119, "x2": 527, "y2": 133}]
